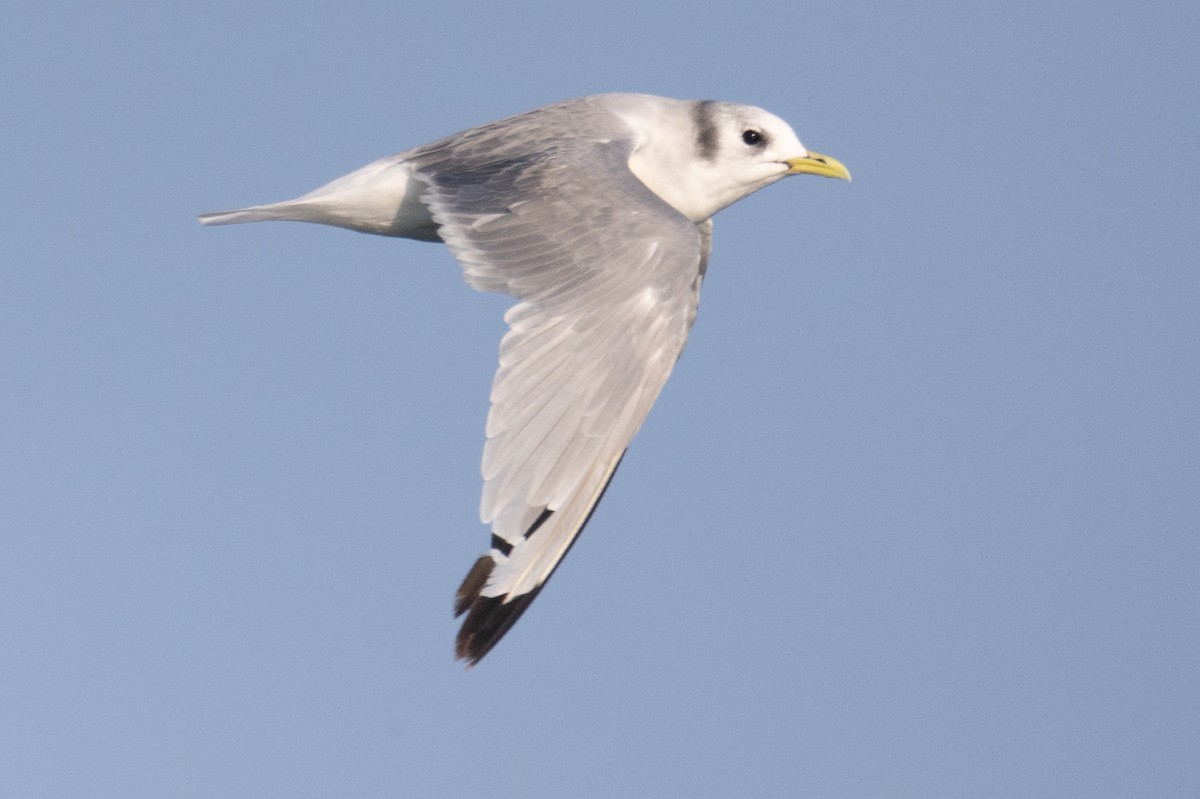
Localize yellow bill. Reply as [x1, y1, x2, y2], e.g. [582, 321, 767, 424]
[786, 151, 851, 181]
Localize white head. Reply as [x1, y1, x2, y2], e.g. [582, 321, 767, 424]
[617, 96, 850, 223]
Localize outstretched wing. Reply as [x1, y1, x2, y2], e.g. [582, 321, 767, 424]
[407, 102, 709, 664]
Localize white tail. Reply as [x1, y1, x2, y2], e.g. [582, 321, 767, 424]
[197, 155, 440, 240]
[197, 203, 301, 226]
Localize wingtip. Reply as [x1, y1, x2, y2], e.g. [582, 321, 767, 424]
[454, 589, 543, 666]
[453, 554, 546, 665]
[452, 456, 627, 665]
[454, 555, 495, 618]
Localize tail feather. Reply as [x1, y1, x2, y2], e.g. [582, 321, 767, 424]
[197, 155, 439, 238]
[197, 203, 301, 226]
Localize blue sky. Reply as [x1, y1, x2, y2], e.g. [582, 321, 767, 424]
[2, 2, 1197, 797]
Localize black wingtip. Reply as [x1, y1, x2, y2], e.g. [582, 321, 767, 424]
[452, 454, 628, 665]
[453, 553, 542, 665]
[454, 555, 495, 617]
[454, 586, 544, 666]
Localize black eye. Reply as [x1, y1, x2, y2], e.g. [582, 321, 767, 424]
[741, 129, 765, 146]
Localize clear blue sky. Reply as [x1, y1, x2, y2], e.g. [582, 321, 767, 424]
[3, 2, 1197, 797]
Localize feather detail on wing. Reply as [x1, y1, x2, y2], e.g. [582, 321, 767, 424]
[405, 101, 710, 663]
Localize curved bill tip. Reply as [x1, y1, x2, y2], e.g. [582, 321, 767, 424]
[786, 151, 852, 182]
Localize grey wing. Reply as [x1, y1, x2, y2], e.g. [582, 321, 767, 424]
[408, 117, 709, 663]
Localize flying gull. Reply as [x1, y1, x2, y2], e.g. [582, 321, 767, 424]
[199, 93, 850, 664]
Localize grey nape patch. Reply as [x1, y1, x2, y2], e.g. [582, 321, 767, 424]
[692, 100, 719, 161]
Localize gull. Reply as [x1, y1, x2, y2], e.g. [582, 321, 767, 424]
[199, 93, 850, 664]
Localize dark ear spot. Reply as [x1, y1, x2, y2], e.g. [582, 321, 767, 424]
[692, 100, 719, 160]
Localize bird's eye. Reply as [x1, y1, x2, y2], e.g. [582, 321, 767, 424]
[741, 129, 765, 146]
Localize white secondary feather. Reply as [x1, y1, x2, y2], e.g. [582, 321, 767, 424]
[198, 92, 849, 664]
